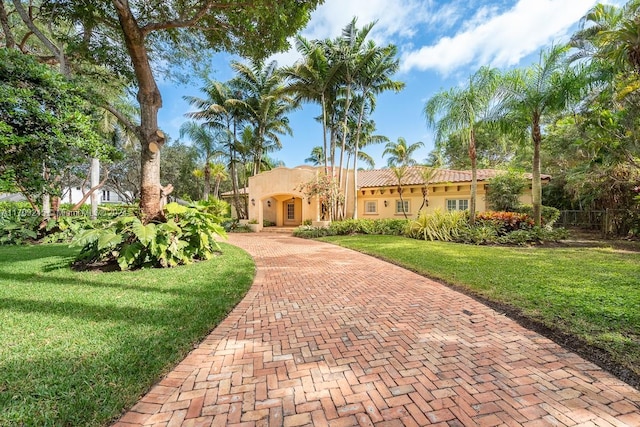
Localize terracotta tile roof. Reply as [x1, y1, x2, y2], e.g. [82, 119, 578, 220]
[357, 167, 549, 189]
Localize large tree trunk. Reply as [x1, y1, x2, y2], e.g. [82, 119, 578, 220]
[531, 113, 542, 227]
[469, 129, 477, 225]
[113, 0, 164, 222]
[0, 2, 15, 48]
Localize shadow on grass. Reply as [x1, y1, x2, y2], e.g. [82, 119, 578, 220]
[0, 323, 203, 426]
[0, 244, 77, 265]
[0, 243, 255, 426]
[0, 270, 215, 298]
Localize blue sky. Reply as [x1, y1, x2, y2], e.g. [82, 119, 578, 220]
[157, 0, 618, 169]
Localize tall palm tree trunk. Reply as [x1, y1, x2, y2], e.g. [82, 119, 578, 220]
[321, 93, 329, 174]
[338, 85, 352, 219]
[531, 113, 542, 226]
[351, 99, 368, 219]
[214, 178, 221, 199]
[203, 162, 211, 201]
[469, 129, 477, 225]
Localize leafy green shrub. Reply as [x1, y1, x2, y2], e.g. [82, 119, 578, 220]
[195, 198, 230, 218]
[0, 214, 94, 245]
[368, 218, 408, 235]
[514, 205, 560, 227]
[0, 201, 36, 219]
[328, 219, 363, 235]
[496, 227, 569, 245]
[293, 225, 332, 239]
[476, 211, 534, 235]
[0, 215, 39, 244]
[406, 209, 468, 241]
[486, 170, 527, 211]
[302, 219, 409, 237]
[263, 220, 276, 227]
[72, 202, 226, 270]
[457, 224, 499, 245]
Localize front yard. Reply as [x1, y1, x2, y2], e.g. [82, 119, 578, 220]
[320, 235, 640, 388]
[0, 243, 254, 426]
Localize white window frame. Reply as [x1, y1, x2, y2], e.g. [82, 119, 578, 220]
[364, 200, 378, 214]
[447, 199, 469, 211]
[395, 199, 410, 215]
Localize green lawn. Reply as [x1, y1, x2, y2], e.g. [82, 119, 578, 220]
[320, 235, 640, 382]
[0, 243, 254, 426]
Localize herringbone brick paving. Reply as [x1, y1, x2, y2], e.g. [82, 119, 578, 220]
[114, 234, 640, 426]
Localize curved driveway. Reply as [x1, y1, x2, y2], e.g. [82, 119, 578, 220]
[115, 234, 640, 426]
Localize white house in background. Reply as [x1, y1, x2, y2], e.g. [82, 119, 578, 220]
[0, 185, 130, 205]
[63, 186, 129, 205]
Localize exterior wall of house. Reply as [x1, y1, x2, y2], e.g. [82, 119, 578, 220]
[249, 166, 354, 229]
[64, 186, 128, 205]
[244, 167, 538, 229]
[246, 166, 355, 230]
[357, 183, 535, 219]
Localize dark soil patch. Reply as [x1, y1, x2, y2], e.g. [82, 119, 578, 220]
[71, 259, 121, 272]
[560, 228, 640, 252]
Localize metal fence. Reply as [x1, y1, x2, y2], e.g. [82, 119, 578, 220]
[558, 209, 634, 237]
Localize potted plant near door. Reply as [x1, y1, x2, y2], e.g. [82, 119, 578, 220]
[248, 219, 260, 232]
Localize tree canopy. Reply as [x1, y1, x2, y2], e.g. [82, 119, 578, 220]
[13, 0, 323, 221]
[0, 48, 114, 205]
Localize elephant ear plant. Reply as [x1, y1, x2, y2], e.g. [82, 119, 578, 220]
[72, 202, 226, 270]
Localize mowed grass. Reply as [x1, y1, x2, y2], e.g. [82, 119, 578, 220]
[0, 243, 254, 426]
[320, 235, 640, 380]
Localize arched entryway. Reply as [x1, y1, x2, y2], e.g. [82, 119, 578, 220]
[260, 194, 304, 227]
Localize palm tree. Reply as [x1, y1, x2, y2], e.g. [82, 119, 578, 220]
[572, 1, 640, 74]
[179, 121, 224, 201]
[424, 66, 501, 224]
[347, 116, 385, 170]
[230, 60, 295, 176]
[184, 80, 247, 217]
[210, 162, 228, 199]
[305, 146, 325, 165]
[350, 45, 404, 218]
[283, 37, 342, 173]
[332, 18, 377, 188]
[191, 168, 204, 200]
[382, 137, 424, 167]
[392, 165, 408, 219]
[417, 165, 439, 214]
[501, 46, 586, 226]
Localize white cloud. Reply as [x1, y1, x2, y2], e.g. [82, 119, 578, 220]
[268, 0, 438, 67]
[400, 0, 600, 75]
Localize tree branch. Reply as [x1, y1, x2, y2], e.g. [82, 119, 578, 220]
[11, 0, 67, 74]
[15, 182, 41, 215]
[140, 1, 253, 34]
[71, 168, 110, 210]
[103, 102, 140, 138]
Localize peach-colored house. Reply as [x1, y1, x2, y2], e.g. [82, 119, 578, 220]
[225, 166, 548, 231]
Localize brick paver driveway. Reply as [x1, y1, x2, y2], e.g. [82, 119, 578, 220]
[115, 234, 640, 426]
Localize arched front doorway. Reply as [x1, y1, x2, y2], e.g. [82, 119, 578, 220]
[282, 196, 302, 227]
[260, 194, 304, 227]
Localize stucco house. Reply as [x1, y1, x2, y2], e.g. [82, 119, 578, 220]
[225, 166, 549, 231]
